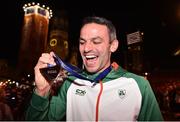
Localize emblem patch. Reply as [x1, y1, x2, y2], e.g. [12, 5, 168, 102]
[118, 89, 126, 99]
[75, 89, 86, 96]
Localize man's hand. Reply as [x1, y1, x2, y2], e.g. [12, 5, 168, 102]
[34, 52, 56, 96]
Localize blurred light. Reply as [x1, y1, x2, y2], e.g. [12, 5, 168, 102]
[174, 49, 180, 56]
[33, 82, 36, 86]
[11, 97, 15, 100]
[22, 2, 53, 19]
[16, 82, 19, 87]
[145, 72, 148, 76]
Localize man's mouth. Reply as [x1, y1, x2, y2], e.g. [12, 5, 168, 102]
[85, 55, 97, 60]
[84, 55, 98, 64]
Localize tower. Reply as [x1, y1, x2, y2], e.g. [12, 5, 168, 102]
[18, 2, 53, 74]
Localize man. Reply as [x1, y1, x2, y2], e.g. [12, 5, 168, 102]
[25, 16, 163, 121]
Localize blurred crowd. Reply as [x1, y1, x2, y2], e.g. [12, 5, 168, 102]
[151, 80, 180, 120]
[0, 77, 34, 120]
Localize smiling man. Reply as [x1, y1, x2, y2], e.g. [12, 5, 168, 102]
[79, 21, 118, 73]
[25, 16, 163, 121]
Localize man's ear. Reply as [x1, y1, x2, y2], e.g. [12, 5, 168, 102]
[110, 39, 119, 52]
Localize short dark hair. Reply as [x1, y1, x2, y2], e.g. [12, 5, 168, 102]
[81, 16, 117, 41]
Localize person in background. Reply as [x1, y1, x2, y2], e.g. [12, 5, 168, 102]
[25, 16, 163, 121]
[0, 87, 14, 120]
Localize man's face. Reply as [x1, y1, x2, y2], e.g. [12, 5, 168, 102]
[79, 23, 112, 73]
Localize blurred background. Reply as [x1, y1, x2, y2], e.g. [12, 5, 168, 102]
[0, 0, 179, 120]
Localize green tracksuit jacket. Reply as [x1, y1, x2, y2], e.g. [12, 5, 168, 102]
[25, 63, 163, 121]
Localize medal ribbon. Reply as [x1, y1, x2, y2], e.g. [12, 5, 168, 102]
[49, 54, 112, 83]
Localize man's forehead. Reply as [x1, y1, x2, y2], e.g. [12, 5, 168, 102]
[79, 36, 102, 41]
[80, 23, 109, 39]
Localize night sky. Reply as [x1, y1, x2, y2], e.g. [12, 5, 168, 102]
[0, 0, 179, 70]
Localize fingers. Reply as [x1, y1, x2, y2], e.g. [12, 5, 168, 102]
[40, 53, 55, 65]
[35, 52, 56, 69]
[50, 51, 55, 57]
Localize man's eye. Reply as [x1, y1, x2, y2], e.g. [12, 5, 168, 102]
[93, 40, 102, 44]
[92, 38, 102, 44]
[79, 41, 85, 45]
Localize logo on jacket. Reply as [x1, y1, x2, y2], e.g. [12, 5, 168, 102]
[118, 89, 126, 99]
[75, 89, 86, 96]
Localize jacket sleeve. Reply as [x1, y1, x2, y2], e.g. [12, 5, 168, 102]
[25, 91, 51, 120]
[25, 80, 71, 121]
[137, 78, 164, 121]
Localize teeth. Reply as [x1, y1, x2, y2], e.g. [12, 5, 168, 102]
[85, 55, 96, 58]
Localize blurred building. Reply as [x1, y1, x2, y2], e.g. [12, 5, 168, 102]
[0, 59, 9, 77]
[0, 59, 16, 78]
[125, 31, 144, 75]
[17, 2, 52, 74]
[69, 47, 79, 67]
[46, 10, 79, 66]
[46, 10, 69, 60]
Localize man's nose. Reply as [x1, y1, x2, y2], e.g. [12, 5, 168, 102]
[84, 42, 93, 52]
